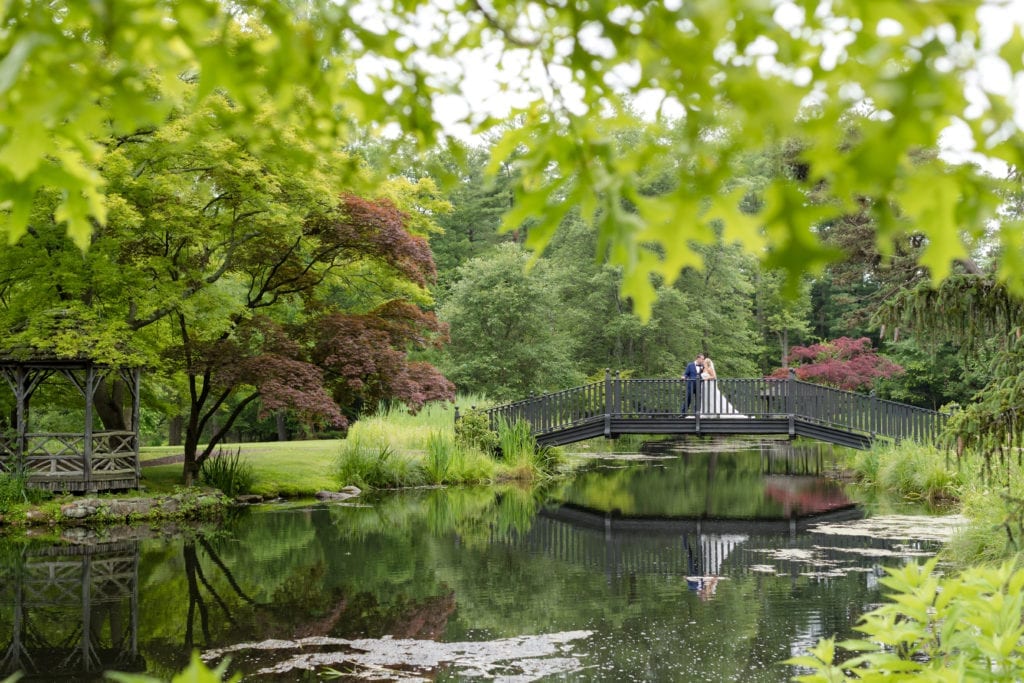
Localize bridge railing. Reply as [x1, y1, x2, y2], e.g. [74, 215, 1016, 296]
[479, 373, 947, 443]
[484, 380, 606, 434]
[790, 380, 947, 442]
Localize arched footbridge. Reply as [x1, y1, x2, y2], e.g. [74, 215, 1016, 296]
[473, 372, 946, 450]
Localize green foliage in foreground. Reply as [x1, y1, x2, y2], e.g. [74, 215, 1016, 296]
[7, 1, 1023, 322]
[788, 559, 1024, 682]
[0, 471, 52, 514]
[107, 651, 237, 683]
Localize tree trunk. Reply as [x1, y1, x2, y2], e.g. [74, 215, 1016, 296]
[183, 409, 202, 486]
[93, 377, 128, 431]
[276, 411, 288, 441]
[168, 416, 183, 446]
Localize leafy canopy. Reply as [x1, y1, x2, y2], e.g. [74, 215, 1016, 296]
[3, 1, 1024, 318]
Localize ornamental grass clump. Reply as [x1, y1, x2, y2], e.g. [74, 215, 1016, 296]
[423, 430, 453, 484]
[860, 441, 960, 502]
[423, 430, 497, 485]
[497, 418, 535, 465]
[199, 447, 255, 498]
[495, 418, 561, 479]
[336, 436, 425, 489]
[0, 469, 51, 514]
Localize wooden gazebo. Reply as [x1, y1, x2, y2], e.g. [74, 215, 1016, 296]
[0, 359, 141, 492]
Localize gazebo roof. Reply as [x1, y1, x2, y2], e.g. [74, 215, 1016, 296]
[0, 350, 132, 370]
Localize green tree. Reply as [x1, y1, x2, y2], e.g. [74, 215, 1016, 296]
[429, 147, 517, 295]
[438, 243, 580, 399]
[543, 215, 696, 377]
[754, 268, 813, 372]
[673, 242, 762, 378]
[0, 95, 451, 484]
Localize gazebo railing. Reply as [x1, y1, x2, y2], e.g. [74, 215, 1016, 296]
[0, 430, 139, 487]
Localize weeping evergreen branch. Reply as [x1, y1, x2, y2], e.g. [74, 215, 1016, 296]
[875, 274, 1023, 352]
[875, 274, 1024, 472]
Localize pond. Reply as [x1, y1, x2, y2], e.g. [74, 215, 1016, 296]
[1, 438, 963, 682]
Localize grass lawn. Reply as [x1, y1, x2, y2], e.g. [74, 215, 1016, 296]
[140, 439, 341, 498]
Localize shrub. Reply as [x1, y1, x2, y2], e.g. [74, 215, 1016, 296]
[454, 409, 499, 455]
[199, 447, 255, 497]
[787, 559, 1024, 681]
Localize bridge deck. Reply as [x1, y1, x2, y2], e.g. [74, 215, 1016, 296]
[478, 375, 946, 450]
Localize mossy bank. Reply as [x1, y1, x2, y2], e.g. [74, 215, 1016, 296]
[0, 487, 231, 534]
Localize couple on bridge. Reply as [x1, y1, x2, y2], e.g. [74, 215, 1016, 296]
[682, 353, 741, 416]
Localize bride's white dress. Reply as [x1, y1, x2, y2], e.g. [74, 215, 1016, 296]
[700, 379, 744, 416]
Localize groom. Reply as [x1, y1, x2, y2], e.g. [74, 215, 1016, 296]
[682, 353, 705, 415]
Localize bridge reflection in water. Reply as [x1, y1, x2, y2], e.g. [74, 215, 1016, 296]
[496, 441, 938, 585]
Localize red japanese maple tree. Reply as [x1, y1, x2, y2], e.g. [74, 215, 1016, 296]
[768, 337, 903, 392]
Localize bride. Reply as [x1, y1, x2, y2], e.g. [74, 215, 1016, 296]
[699, 357, 744, 416]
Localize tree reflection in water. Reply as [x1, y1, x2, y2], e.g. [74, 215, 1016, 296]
[0, 443, 959, 681]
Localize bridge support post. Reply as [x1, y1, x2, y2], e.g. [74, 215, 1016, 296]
[787, 368, 796, 438]
[870, 390, 877, 439]
[604, 369, 612, 438]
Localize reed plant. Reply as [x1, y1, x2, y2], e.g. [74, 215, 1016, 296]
[941, 454, 1024, 564]
[335, 398, 558, 490]
[497, 418, 535, 467]
[0, 469, 51, 513]
[495, 418, 562, 479]
[851, 441, 960, 502]
[199, 447, 255, 497]
[423, 430, 454, 484]
[336, 436, 426, 489]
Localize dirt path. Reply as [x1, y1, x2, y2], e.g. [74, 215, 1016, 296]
[142, 454, 184, 467]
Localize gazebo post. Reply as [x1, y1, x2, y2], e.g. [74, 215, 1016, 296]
[131, 367, 142, 481]
[83, 366, 96, 492]
[14, 366, 27, 467]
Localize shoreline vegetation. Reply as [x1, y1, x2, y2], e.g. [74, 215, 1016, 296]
[0, 403, 1006, 565]
[0, 401, 576, 533]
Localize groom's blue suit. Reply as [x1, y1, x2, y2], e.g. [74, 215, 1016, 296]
[682, 360, 703, 414]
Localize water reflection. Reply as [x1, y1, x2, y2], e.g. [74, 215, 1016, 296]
[0, 541, 145, 679]
[0, 440, 956, 682]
